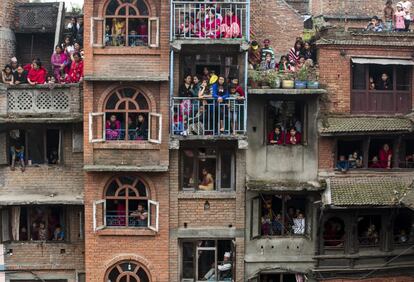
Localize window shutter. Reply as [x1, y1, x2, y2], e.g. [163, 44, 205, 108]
[90, 17, 104, 47]
[0, 132, 8, 165]
[148, 17, 160, 48]
[251, 197, 260, 239]
[1, 209, 10, 242]
[93, 200, 106, 231]
[89, 112, 106, 143]
[148, 112, 162, 144]
[148, 200, 159, 232]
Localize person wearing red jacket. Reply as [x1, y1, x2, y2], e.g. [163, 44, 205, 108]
[27, 59, 47, 85]
[65, 52, 83, 83]
[379, 143, 393, 169]
[285, 127, 301, 145]
[268, 125, 285, 145]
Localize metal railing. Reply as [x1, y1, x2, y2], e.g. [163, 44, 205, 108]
[171, 1, 249, 40]
[106, 213, 148, 228]
[171, 97, 246, 136]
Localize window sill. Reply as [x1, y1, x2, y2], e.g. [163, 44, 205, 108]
[93, 142, 161, 150]
[252, 235, 309, 240]
[93, 47, 161, 55]
[178, 191, 236, 199]
[96, 228, 157, 236]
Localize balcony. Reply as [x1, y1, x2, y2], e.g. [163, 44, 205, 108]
[0, 84, 82, 122]
[171, 97, 246, 138]
[170, 0, 249, 46]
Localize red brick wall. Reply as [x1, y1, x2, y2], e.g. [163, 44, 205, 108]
[318, 137, 335, 170]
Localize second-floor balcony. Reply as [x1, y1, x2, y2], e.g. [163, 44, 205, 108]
[171, 0, 249, 42]
[0, 84, 82, 121]
[171, 97, 246, 137]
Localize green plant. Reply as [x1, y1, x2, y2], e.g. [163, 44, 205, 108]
[295, 67, 308, 81]
[308, 66, 319, 81]
[265, 70, 281, 88]
[280, 72, 294, 81]
[248, 70, 261, 82]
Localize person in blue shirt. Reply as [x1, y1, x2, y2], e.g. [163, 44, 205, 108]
[53, 224, 64, 241]
[211, 75, 229, 133]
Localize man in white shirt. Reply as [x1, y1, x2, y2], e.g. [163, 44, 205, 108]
[203, 252, 232, 281]
[293, 212, 305, 235]
[402, 0, 413, 31]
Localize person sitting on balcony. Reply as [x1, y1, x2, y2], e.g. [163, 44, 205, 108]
[379, 143, 393, 169]
[293, 212, 305, 235]
[106, 114, 121, 140]
[272, 213, 283, 235]
[203, 252, 232, 281]
[260, 39, 275, 62]
[179, 16, 194, 38]
[65, 52, 84, 83]
[395, 2, 407, 31]
[53, 224, 64, 241]
[363, 224, 379, 245]
[201, 8, 221, 39]
[278, 55, 292, 73]
[220, 7, 241, 38]
[13, 64, 27, 85]
[230, 77, 245, 97]
[10, 130, 25, 172]
[248, 41, 261, 70]
[10, 57, 18, 74]
[292, 56, 306, 72]
[134, 114, 148, 140]
[199, 168, 214, 191]
[405, 153, 414, 168]
[384, 0, 395, 31]
[377, 73, 392, 90]
[301, 41, 316, 64]
[229, 83, 244, 134]
[289, 39, 303, 66]
[366, 16, 385, 32]
[62, 35, 75, 56]
[268, 125, 285, 145]
[212, 75, 230, 133]
[38, 222, 48, 241]
[51, 45, 69, 83]
[336, 155, 350, 172]
[348, 151, 363, 168]
[27, 59, 47, 85]
[260, 52, 276, 71]
[2, 65, 14, 85]
[285, 127, 301, 145]
[402, 0, 412, 31]
[130, 204, 148, 227]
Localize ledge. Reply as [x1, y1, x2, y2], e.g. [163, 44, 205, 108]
[93, 47, 162, 56]
[171, 135, 247, 142]
[178, 191, 237, 199]
[173, 227, 244, 238]
[84, 165, 169, 172]
[171, 39, 249, 52]
[84, 74, 169, 82]
[96, 228, 157, 237]
[93, 142, 160, 150]
[248, 88, 326, 95]
[247, 180, 324, 192]
[0, 115, 83, 123]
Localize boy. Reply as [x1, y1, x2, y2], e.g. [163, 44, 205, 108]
[384, 0, 395, 31]
[10, 130, 25, 172]
[229, 83, 244, 134]
[53, 224, 65, 241]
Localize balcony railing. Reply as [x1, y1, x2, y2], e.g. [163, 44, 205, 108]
[171, 97, 246, 137]
[171, 0, 249, 41]
[0, 84, 82, 118]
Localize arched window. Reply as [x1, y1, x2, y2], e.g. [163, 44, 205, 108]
[93, 176, 159, 231]
[106, 260, 151, 282]
[89, 87, 162, 144]
[103, 0, 158, 47]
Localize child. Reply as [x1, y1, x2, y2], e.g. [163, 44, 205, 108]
[2, 65, 14, 85]
[348, 151, 363, 168]
[9, 130, 25, 172]
[369, 76, 376, 90]
[179, 16, 194, 38]
[278, 55, 291, 73]
[395, 2, 406, 31]
[13, 64, 28, 85]
[260, 52, 276, 71]
[38, 222, 48, 241]
[106, 114, 121, 140]
[53, 224, 64, 241]
[268, 125, 285, 145]
[336, 155, 349, 172]
[230, 77, 245, 98]
[369, 156, 382, 168]
[105, 25, 112, 46]
[285, 127, 301, 145]
[129, 30, 139, 46]
[229, 84, 244, 134]
[384, 0, 395, 31]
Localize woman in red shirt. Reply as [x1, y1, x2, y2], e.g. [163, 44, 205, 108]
[27, 59, 47, 85]
[285, 127, 301, 145]
[65, 52, 83, 83]
[379, 143, 393, 169]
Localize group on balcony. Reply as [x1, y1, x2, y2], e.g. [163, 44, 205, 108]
[174, 68, 245, 136]
[365, 0, 412, 32]
[175, 2, 243, 39]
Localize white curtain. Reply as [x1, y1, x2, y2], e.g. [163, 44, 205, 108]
[11, 207, 20, 241]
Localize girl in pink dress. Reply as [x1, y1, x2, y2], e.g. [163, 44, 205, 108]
[200, 9, 221, 39]
[220, 8, 241, 38]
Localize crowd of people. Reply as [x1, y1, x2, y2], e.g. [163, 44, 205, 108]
[177, 4, 242, 39]
[1, 17, 84, 86]
[248, 38, 316, 74]
[366, 0, 412, 32]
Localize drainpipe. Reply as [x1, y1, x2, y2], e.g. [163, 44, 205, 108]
[54, 2, 65, 51]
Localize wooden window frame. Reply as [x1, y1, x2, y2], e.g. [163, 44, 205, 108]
[105, 260, 152, 282]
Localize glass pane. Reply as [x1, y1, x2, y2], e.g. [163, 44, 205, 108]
[120, 262, 136, 271]
[27, 128, 45, 164]
[128, 200, 148, 227]
[137, 268, 149, 282]
[105, 0, 118, 15]
[352, 64, 366, 90]
[106, 93, 119, 110]
[135, 0, 149, 15]
[198, 249, 215, 281]
[109, 19, 126, 46]
[119, 176, 135, 185]
[136, 180, 147, 196]
[182, 150, 195, 189]
[118, 7, 126, 15]
[128, 113, 149, 141]
[128, 188, 138, 197]
[128, 102, 137, 110]
[118, 188, 126, 196]
[118, 101, 126, 110]
[108, 267, 120, 281]
[119, 276, 127, 282]
[182, 242, 194, 279]
[128, 19, 149, 46]
[123, 88, 135, 98]
[106, 180, 119, 196]
[396, 66, 411, 91]
[106, 199, 127, 227]
[129, 6, 137, 15]
[136, 93, 149, 109]
[220, 150, 233, 189]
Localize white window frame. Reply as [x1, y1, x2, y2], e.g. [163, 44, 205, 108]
[148, 112, 162, 144]
[90, 17, 105, 47]
[148, 200, 159, 232]
[93, 199, 106, 232]
[88, 112, 106, 143]
[148, 17, 160, 48]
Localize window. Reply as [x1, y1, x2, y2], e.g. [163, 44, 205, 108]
[252, 194, 307, 238]
[8, 129, 62, 165]
[335, 139, 364, 170]
[181, 239, 235, 281]
[267, 100, 305, 145]
[393, 209, 413, 245]
[357, 215, 381, 247]
[181, 145, 235, 191]
[89, 87, 162, 143]
[106, 260, 151, 282]
[93, 176, 159, 231]
[351, 64, 412, 114]
[98, 0, 159, 48]
[368, 139, 393, 169]
[0, 206, 66, 242]
[400, 138, 414, 168]
[323, 217, 345, 249]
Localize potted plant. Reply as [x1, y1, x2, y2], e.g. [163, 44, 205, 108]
[307, 66, 319, 89]
[294, 67, 308, 89]
[248, 70, 261, 88]
[281, 72, 295, 89]
[265, 70, 281, 89]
